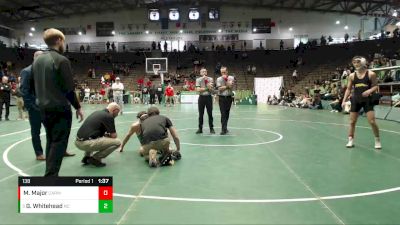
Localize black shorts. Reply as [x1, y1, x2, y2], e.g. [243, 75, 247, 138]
[350, 99, 374, 113]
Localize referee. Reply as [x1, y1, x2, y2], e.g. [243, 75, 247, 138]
[216, 67, 235, 135]
[195, 68, 215, 134]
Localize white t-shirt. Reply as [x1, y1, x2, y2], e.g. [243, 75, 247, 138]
[84, 88, 90, 96]
[112, 82, 124, 95]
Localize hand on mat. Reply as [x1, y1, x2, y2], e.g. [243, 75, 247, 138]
[119, 146, 124, 152]
[76, 108, 84, 122]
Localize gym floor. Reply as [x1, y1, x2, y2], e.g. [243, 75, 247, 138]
[1, 104, 400, 224]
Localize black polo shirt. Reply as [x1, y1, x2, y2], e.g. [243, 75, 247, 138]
[77, 109, 116, 140]
[31, 49, 80, 111]
[141, 115, 173, 144]
[0, 83, 11, 100]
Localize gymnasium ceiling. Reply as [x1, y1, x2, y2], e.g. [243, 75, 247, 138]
[0, 0, 399, 25]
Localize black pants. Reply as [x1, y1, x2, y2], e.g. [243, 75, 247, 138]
[41, 109, 72, 177]
[198, 95, 213, 129]
[218, 96, 233, 132]
[28, 107, 44, 156]
[150, 93, 156, 104]
[0, 97, 10, 119]
[157, 94, 162, 104]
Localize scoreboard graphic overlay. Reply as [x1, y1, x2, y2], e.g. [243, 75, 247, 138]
[18, 177, 113, 213]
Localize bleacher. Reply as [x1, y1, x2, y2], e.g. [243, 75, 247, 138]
[2, 37, 400, 95]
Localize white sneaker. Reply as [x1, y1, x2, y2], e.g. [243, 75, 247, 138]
[346, 138, 354, 148]
[375, 138, 382, 150]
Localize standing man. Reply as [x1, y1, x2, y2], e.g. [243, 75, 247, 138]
[156, 83, 163, 104]
[216, 67, 235, 135]
[342, 56, 381, 149]
[195, 68, 215, 134]
[112, 77, 124, 115]
[75, 103, 121, 167]
[0, 76, 11, 121]
[14, 76, 27, 120]
[31, 28, 84, 176]
[21, 51, 76, 160]
[149, 85, 156, 105]
[20, 51, 45, 160]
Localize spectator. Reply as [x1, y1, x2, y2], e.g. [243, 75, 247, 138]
[149, 85, 157, 105]
[344, 33, 349, 43]
[292, 70, 298, 82]
[251, 65, 256, 75]
[0, 76, 11, 121]
[280, 40, 284, 50]
[13, 76, 26, 120]
[106, 41, 110, 51]
[163, 42, 167, 52]
[165, 83, 174, 106]
[156, 83, 163, 104]
[111, 77, 124, 114]
[86, 44, 90, 53]
[142, 85, 149, 105]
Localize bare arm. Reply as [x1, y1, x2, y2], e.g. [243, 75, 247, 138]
[120, 123, 139, 152]
[342, 73, 354, 105]
[366, 71, 379, 94]
[168, 127, 180, 151]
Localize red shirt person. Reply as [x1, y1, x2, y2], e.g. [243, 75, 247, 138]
[164, 84, 174, 106]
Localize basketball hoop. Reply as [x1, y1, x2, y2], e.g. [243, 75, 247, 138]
[153, 68, 159, 76]
[153, 64, 161, 76]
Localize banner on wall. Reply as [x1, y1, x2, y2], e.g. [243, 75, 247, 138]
[96, 22, 114, 37]
[199, 34, 239, 42]
[254, 76, 283, 104]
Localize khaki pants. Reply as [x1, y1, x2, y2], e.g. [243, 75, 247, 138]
[142, 138, 170, 159]
[16, 97, 26, 119]
[165, 96, 174, 105]
[75, 137, 121, 160]
[114, 95, 124, 112]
